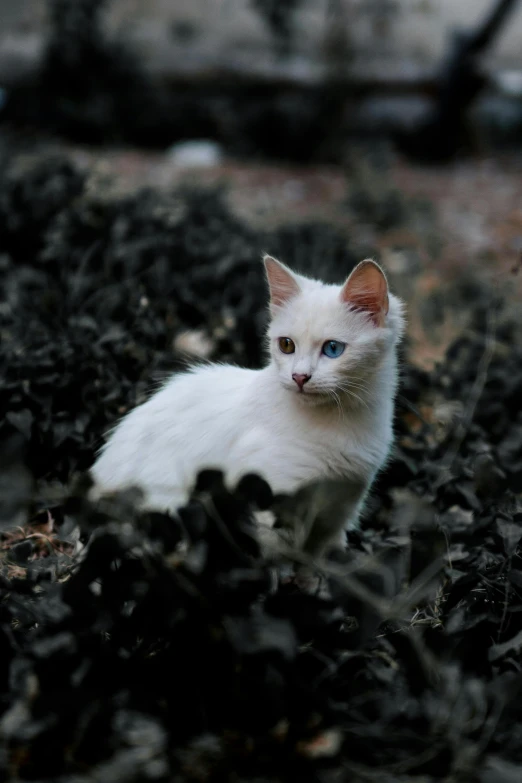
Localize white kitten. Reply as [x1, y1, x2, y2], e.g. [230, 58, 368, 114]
[91, 256, 405, 556]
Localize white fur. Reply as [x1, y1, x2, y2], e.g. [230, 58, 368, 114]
[91, 259, 405, 555]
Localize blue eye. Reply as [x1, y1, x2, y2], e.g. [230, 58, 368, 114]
[322, 340, 346, 358]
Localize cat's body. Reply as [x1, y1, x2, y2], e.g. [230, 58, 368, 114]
[91, 257, 405, 556]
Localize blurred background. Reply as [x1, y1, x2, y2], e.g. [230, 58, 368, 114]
[1, 0, 522, 367]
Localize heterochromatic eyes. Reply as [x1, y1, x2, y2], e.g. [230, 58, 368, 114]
[322, 340, 346, 359]
[278, 337, 295, 354]
[278, 337, 345, 358]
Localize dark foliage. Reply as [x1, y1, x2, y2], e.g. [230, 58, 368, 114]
[0, 154, 522, 781]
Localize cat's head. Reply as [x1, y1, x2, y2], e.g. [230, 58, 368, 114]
[264, 255, 405, 407]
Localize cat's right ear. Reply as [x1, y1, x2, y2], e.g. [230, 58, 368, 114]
[340, 259, 389, 327]
[263, 255, 301, 309]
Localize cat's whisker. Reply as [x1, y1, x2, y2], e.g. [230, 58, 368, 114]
[336, 384, 371, 411]
[346, 386, 374, 407]
[339, 378, 372, 396]
[327, 389, 345, 425]
[342, 386, 371, 402]
[346, 392, 369, 411]
[343, 379, 371, 394]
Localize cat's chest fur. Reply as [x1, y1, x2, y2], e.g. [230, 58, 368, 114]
[227, 377, 388, 490]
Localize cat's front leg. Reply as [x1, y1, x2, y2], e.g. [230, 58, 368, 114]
[302, 478, 368, 559]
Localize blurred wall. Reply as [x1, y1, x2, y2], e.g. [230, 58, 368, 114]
[1, 0, 522, 87]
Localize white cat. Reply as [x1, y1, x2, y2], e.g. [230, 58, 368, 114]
[91, 256, 405, 556]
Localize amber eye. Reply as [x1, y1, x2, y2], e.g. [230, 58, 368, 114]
[278, 337, 295, 354]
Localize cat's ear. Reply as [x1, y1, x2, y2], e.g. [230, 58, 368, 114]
[340, 260, 389, 327]
[263, 255, 301, 309]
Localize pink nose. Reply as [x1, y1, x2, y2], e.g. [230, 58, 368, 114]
[292, 373, 311, 391]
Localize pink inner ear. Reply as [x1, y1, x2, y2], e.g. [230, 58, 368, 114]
[340, 260, 389, 326]
[264, 255, 301, 308]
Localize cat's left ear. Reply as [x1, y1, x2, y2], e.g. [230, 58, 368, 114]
[340, 259, 389, 327]
[263, 255, 301, 309]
